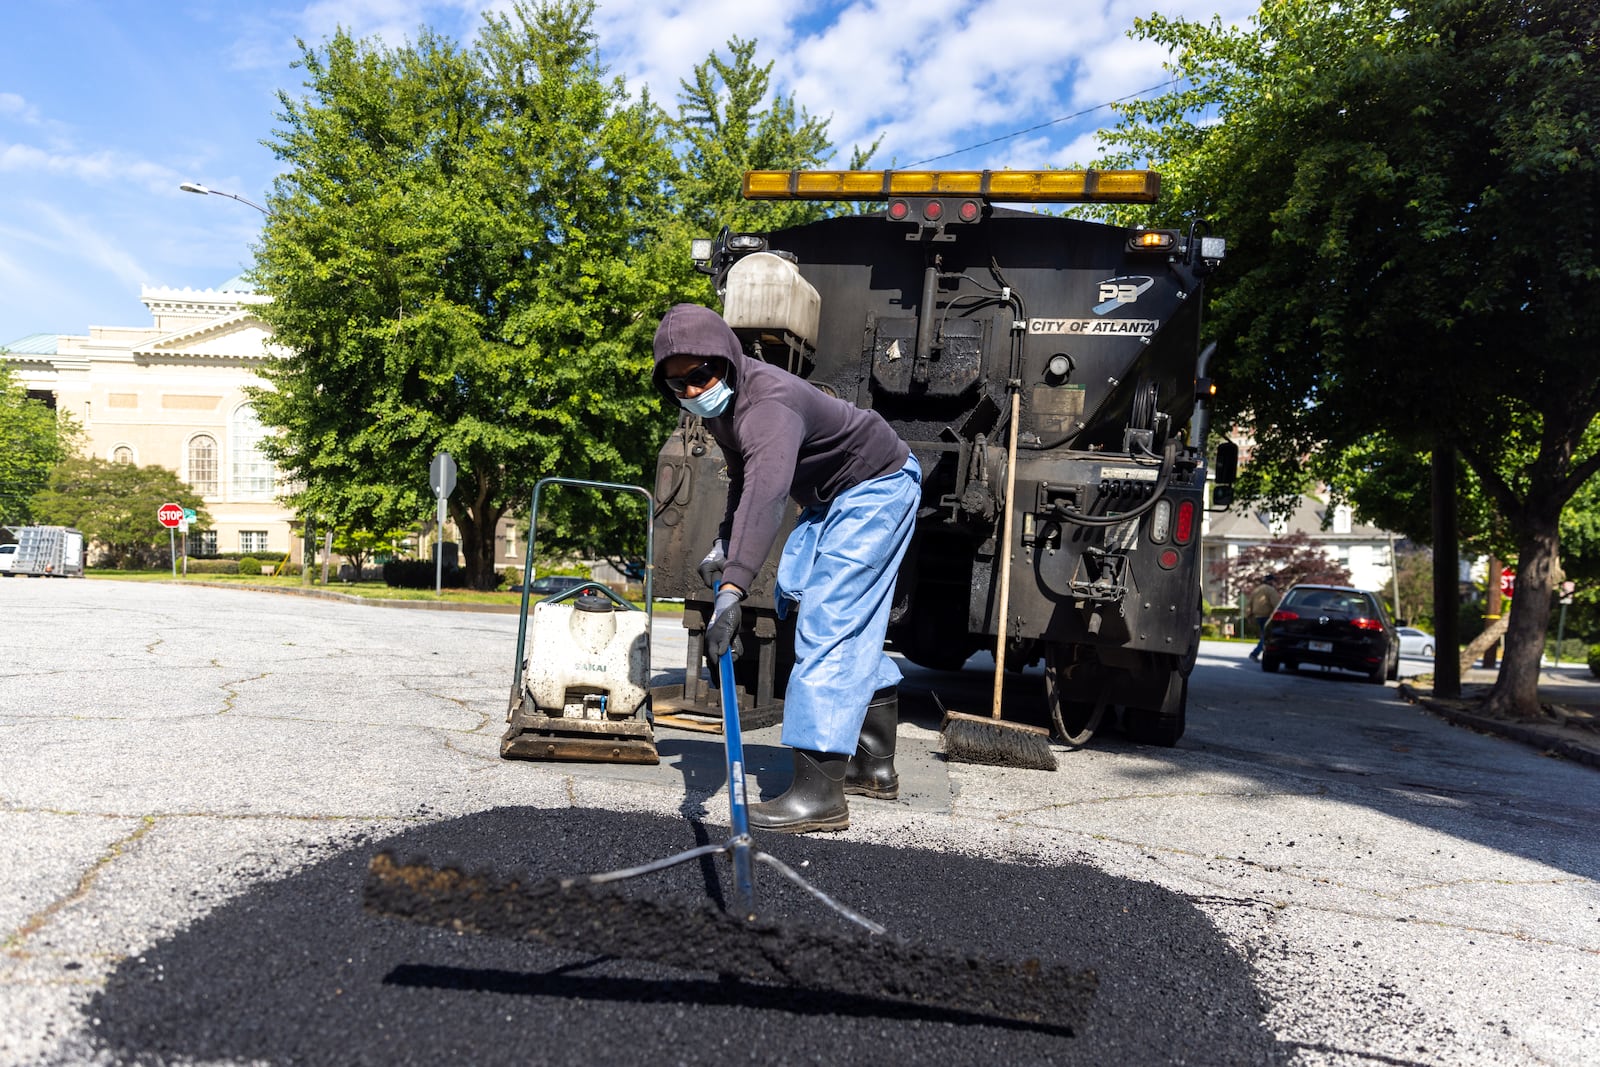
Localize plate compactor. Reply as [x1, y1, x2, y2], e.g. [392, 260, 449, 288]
[501, 478, 659, 765]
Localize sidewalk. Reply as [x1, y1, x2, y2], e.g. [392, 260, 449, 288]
[1399, 662, 1600, 769]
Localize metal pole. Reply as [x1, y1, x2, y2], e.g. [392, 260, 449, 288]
[435, 493, 446, 596]
[1388, 532, 1401, 621]
[169, 528, 176, 578]
[1555, 602, 1568, 666]
[1431, 443, 1461, 698]
[719, 648, 756, 922]
[302, 520, 314, 586]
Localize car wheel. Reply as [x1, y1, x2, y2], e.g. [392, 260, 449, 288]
[1367, 660, 1387, 684]
[1421, 643, 1433, 657]
[1261, 655, 1279, 673]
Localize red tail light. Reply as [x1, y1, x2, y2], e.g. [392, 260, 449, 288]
[1173, 500, 1196, 544]
[1351, 617, 1385, 631]
[922, 199, 944, 221]
[1271, 610, 1299, 622]
[958, 199, 981, 222]
[887, 199, 911, 221]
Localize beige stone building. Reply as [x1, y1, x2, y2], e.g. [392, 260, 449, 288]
[5, 281, 531, 576]
[4, 281, 298, 559]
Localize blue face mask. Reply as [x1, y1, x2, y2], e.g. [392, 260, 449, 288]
[681, 379, 734, 419]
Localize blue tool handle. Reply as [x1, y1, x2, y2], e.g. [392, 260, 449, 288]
[718, 649, 756, 919]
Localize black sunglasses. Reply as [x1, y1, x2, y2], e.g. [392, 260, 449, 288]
[664, 360, 721, 395]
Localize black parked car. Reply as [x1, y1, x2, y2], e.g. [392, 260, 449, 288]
[1261, 584, 1399, 684]
[512, 575, 605, 598]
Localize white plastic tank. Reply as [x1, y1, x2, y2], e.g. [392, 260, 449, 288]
[523, 595, 649, 719]
[722, 251, 821, 350]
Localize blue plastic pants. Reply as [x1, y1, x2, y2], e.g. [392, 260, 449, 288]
[774, 453, 921, 753]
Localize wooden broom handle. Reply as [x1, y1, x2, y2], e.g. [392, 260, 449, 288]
[991, 387, 1020, 720]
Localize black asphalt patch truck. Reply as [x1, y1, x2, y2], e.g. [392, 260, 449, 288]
[651, 169, 1231, 747]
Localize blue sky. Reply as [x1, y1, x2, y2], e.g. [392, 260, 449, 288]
[1, 0, 1252, 345]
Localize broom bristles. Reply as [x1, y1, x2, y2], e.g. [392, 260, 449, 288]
[941, 711, 1058, 771]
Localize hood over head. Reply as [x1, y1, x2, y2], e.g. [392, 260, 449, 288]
[652, 304, 744, 406]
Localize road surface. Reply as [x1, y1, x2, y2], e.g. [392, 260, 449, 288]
[1, 579, 1594, 1065]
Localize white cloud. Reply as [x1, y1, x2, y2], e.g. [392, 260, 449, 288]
[0, 141, 188, 197]
[298, 0, 437, 44]
[590, 0, 799, 108]
[0, 92, 45, 126]
[4, 204, 151, 292]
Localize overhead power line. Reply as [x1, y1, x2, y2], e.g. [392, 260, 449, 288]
[900, 80, 1176, 169]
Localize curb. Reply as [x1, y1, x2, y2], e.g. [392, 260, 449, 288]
[1398, 682, 1600, 770]
[167, 580, 523, 614]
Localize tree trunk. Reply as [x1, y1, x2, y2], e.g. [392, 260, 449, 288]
[452, 469, 509, 592]
[1483, 511, 1560, 720]
[1430, 444, 1461, 698]
[1459, 613, 1509, 676]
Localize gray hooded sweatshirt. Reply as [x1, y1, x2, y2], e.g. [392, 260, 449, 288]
[653, 303, 910, 593]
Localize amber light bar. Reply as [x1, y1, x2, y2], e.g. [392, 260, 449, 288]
[742, 168, 1161, 204]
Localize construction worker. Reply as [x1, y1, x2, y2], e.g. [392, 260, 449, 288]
[1248, 576, 1280, 661]
[653, 303, 920, 834]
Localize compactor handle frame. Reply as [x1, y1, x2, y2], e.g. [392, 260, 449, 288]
[510, 477, 656, 696]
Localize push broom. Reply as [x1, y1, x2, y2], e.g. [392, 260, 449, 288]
[939, 386, 1059, 770]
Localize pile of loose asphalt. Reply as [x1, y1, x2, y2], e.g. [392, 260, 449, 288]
[85, 807, 1289, 1065]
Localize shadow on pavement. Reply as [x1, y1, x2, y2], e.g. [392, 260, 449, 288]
[87, 807, 1289, 1067]
[896, 651, 1600, 884]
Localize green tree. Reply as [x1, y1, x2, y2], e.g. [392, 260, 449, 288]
[671, 37, 871, 236]
[0, 363, 78, 525]
[1097, 0, 1600, 717]
[30, 457, 210, 568]
[330, 523, 409, 580]
[252, 0, 685, 590]
[1209, 531, 1354, 609]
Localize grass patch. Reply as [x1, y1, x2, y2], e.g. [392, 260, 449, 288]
[85, 570, 682, 615]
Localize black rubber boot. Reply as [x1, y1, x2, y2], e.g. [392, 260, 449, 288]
[845, 687, 899, 800]
[748, 748, 849, 834]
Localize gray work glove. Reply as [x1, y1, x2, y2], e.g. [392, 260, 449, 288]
[697, 539, 727, 590]
[706, 586, 743, 660]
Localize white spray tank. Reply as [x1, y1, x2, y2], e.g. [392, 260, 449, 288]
[523, 592, 650, 720]
[721, 251, 821, 351]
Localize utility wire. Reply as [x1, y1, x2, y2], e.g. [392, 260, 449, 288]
[900, 79, 1177, 169]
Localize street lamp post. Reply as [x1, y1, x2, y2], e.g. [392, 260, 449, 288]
[179, 181, 308, 582]
[179, 181, 270, 216]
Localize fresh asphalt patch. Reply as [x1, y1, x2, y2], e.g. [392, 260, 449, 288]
[86, 807, 1288, 1066]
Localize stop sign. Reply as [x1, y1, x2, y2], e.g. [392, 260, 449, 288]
[1500, 567, 1515, 597]
[157, 503, 184, 528]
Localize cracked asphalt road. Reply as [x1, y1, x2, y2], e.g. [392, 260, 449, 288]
[2, 579, 1596, 1065]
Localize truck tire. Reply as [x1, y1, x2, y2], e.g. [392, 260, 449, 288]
[1121, 672, 1186, 747]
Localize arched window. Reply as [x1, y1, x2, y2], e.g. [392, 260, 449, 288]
[188, 434, 218, 496]
[112, 445, 133, 464]
[230, 406, 275, 497]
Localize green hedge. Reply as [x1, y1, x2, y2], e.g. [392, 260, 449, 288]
[1588, 644, 1600, 679]
[383, 559, 466, 589]
[184, 559, 239, 574]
